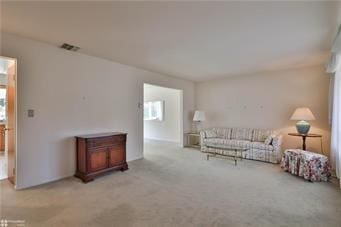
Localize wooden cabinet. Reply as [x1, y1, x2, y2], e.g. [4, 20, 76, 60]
[75, 132, 128, 183]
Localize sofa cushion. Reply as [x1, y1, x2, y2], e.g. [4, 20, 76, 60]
[215, 128, 232, 139]
[230, 128, 253, 141]
[203, 138, 225, 146]
[249, 142, 274, 151]
[252, 129, 274, 142]
[204, 138, 250, 149]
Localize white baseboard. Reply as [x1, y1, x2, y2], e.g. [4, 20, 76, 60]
[144, 137, 180, 143]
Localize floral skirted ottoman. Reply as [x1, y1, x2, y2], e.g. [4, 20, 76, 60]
[281, 149, 331, 182]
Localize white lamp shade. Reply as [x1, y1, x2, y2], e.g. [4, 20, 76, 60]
[290, 108, 315, 121]
[193, 111, 205, 122]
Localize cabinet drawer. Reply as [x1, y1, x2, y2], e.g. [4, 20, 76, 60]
[87, 135, 126, 148]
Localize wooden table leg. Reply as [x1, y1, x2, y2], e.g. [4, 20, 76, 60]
[302, 136, 306, 150]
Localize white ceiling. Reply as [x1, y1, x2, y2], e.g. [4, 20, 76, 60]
[1, 1, 339, 82]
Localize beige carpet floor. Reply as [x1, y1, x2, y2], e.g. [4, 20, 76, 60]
[1, 140, 341, 227]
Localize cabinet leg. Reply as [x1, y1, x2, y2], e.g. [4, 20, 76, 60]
[121, 163, 129, 171]
[82, 177, 94, 183]
[75, 173, 94, 183]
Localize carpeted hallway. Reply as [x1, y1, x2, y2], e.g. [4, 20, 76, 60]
[1, 140, 341, 226]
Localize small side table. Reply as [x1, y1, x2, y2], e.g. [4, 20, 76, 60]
[184, 132, 201, 149]
[288, 133, 324, 154]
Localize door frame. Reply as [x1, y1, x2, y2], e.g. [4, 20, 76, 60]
[142, 83, 184, 151]
[0, 56, 18, 188]
[0, 85, 7, 179]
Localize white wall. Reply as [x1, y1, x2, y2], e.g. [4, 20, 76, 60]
[144, 84, 181, 143]
[337, 1, 341, 24]
[1, 33, 195, 189]
[196, 66, 331, 155]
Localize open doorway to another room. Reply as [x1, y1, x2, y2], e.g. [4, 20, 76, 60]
[143, 83, 183, 156]
[0, 56, 17, 186]
[0, 85, 7, 180]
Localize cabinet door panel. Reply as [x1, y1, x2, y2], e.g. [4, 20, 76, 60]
[109, 145, 125, 166]
[88, 148, 108, 172]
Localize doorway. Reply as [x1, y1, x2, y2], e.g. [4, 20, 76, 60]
[143, 83, 183, 155]
[0, 56, 17, 186]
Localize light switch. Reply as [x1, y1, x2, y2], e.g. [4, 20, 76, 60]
[28, 109, 34, 117]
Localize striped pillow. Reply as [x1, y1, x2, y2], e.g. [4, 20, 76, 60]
[264, 134, 275, 145]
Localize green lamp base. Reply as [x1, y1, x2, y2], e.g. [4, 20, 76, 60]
[296, 120, 311, 134]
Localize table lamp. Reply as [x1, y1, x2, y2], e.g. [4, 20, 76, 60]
[290, 107, 315, 134]
[193, 110, 205, 132]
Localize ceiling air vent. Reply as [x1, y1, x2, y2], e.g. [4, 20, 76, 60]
[60, 43, 80, 52]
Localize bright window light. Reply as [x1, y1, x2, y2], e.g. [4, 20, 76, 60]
[144, 101, 164, 121]
[0, 88, 6, 122]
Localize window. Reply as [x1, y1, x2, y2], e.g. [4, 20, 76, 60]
[0, 87, 6, 122]
[144, 101, 164, 121]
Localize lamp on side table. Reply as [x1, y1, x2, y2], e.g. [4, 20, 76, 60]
[184, 110, 206, 150]
[290, 107, 315, 134]
[193, 110, 205, 133]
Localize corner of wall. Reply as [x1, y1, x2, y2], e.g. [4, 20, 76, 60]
[338, 1, 341, 24]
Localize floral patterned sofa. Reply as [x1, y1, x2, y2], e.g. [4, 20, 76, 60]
[200, 128, 283, 163]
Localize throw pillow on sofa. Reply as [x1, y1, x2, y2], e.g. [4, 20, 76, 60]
[264, 134, 275, 145]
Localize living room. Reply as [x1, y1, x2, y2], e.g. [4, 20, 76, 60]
[1, 1, 341, 226]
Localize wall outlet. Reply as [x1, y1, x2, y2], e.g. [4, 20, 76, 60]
[28, 109, 34, 117]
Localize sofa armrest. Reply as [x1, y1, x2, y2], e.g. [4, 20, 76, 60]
[200, 131, 206, 150]
[272, 135, 283, 161]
